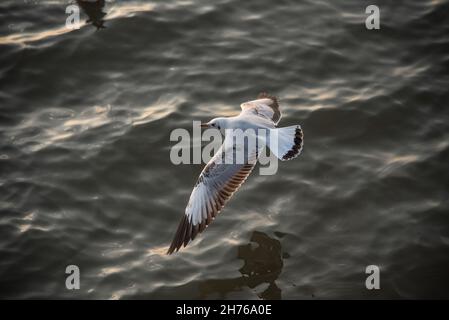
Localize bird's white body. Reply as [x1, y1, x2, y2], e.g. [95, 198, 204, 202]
[212, 114, 275, 133]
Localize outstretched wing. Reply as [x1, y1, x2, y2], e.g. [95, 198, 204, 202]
[240, 92, 281, 126]
[167, 135, 260, 254]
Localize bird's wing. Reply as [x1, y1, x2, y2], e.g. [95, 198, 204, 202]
[240, 92, 281, 126]
[167, 134, 260, 254]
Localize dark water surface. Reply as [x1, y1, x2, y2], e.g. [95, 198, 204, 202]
[1, 0, 449, 299]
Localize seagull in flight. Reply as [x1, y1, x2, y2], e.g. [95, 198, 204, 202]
[167, 93, 304, 254]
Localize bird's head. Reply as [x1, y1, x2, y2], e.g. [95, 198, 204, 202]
[201, 117, 225, 134]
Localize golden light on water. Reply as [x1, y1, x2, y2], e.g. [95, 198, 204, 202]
[0, 2, 155, 46]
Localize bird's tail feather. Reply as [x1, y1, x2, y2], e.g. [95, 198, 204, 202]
[268, 125, 303, 161]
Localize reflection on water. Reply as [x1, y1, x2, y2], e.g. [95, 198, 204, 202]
[76, 0, 107, 29]
[199, 231, 287, 299]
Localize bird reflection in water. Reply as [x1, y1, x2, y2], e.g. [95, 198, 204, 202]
[76, 0, 107, 29]
[199, 231, 289, 299]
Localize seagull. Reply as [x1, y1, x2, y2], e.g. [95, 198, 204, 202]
[167, 93, 304, 254]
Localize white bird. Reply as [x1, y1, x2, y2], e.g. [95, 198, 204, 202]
[167, 93, 303, 254]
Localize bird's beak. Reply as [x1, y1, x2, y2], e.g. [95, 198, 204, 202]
[200, 123, 209, 128]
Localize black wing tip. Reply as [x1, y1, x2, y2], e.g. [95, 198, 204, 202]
[282, 126, 304, 160]
[257, 92, 281, 124]
[167, 215, 190, 255]
[257, 92, 279, 110]
[166, 215, 205, 255]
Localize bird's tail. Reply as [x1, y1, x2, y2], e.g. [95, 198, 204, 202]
[268, 125, 304, 161]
